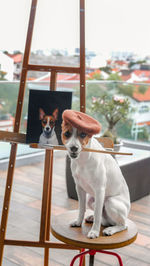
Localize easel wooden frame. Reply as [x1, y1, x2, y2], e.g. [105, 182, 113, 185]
[0, 0, 85, 265]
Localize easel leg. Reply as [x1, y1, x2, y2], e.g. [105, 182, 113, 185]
[0, 144, 17, 265]
[39, 150, 53, 266]
[44, 151, 53, 266]
[44, 249, 49, 266]
[43, 56, 57, 266]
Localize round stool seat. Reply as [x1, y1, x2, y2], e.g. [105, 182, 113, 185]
[51, 210, 137, 250]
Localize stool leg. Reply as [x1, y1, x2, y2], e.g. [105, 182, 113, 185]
[89, 254, 95, 266]
[97, 250, 123, 266]
[70, 250, 90, 266]
[79, 249, 85, 266]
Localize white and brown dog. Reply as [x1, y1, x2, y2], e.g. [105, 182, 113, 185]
[39, 108, 59, 145]
[61, 110, 130, 239]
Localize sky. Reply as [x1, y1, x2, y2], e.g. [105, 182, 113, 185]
[1, 0, 150, 58]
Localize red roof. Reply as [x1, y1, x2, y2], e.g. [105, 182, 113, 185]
[8, 53, 22, 63]
[88, 69, 101, 78]
[133, 86, 150, 102]
[36, 73, 93, 82]
[133, 70, 150, 79]
[114, 60, 128, 66]
[112, 68, 119, 72]
[121, 74, 131, 81]
[137, 121, 150, 126]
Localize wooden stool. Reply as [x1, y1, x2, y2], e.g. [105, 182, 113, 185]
[51, 210, 137, 266]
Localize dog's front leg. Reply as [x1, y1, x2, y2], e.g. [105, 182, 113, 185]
[71, 185, 86, 227]
[88, 187, 105, 239]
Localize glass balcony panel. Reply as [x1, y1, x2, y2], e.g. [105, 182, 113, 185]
[0, 80, 150, 160]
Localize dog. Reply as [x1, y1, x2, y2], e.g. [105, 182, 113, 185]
[61, 110, 130, 239]
[39, 108, 59, 145]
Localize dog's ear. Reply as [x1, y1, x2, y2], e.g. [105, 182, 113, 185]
[61, 120, 72, 132]
[52, 108, 59, 120]
[39, 108, 45, 120]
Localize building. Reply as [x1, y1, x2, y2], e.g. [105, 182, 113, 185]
[107, 59, 128, 70]
[8, 53, 23, 80]
[0, 51, 14, 81]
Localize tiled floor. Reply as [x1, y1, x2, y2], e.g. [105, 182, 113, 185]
[0, 151, 150, 265]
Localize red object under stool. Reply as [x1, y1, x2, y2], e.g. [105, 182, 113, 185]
[70, 249, 123, 266]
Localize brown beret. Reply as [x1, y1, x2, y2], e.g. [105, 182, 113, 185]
[62, 110, 101, 137]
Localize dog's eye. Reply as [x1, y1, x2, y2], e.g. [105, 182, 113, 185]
[50, 121, 54, 126]
[43, 120, 47, 125]
[79, 132, 87, 139]
[64, 131, 71, 138]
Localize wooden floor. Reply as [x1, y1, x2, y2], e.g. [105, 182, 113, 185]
[0, 151, 150, 266]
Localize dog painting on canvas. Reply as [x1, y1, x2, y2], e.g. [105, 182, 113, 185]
[26, 90, 72, 145]
[39, 107, 59, 145]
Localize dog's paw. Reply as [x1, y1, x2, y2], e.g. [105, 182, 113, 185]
[70, 220, 82, 227]
[103, 225, 127, 236]
[103, 227, 114, 236]
[87, 229, 99, 239]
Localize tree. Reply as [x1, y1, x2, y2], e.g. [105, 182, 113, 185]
[137, 85, 148, 94]
[107, 72, 121, 81]
[99, 66, 111, 74]
[91, 94, 130, 143]
[128, 60, 146, 69]
[116, 83, 135, 97]
[13, 50, 22, 55]
[89, 72, 103, 80]
[87, 70, 103, 80]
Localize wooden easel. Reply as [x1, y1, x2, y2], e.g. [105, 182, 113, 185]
[0, 0, 86, 265]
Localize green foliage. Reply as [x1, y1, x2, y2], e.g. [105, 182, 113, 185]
[137, 85, 148, 94]
[89, 72, 103, 80]
[0, 83, 19, 116]
[102, 129, 118, 144]
[91, 94, 130, 141]
[138, 127, 149, 141]
[87, 83, 106, 98]
[0, 83, 29, 131]
[107, 73, 121, 81]
[116, 83, 135, 97]
[128, 60, 146, 68]
[99, 66, 112, 74]
[13, 50, 22, 55]
[116, 83, 148, 98]
[92, 94, 130, 125]
[116, 120, 133, 140]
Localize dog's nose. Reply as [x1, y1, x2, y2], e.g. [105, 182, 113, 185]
[46, 127, 50, 131]
[70, 146, 78, 152]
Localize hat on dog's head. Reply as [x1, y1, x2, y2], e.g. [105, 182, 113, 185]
[62, 110, 101, 137]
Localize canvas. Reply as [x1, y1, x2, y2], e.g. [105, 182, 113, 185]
[26, 90, 72, 144]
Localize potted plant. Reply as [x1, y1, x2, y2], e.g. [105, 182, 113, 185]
[92, 94, 130, 149]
